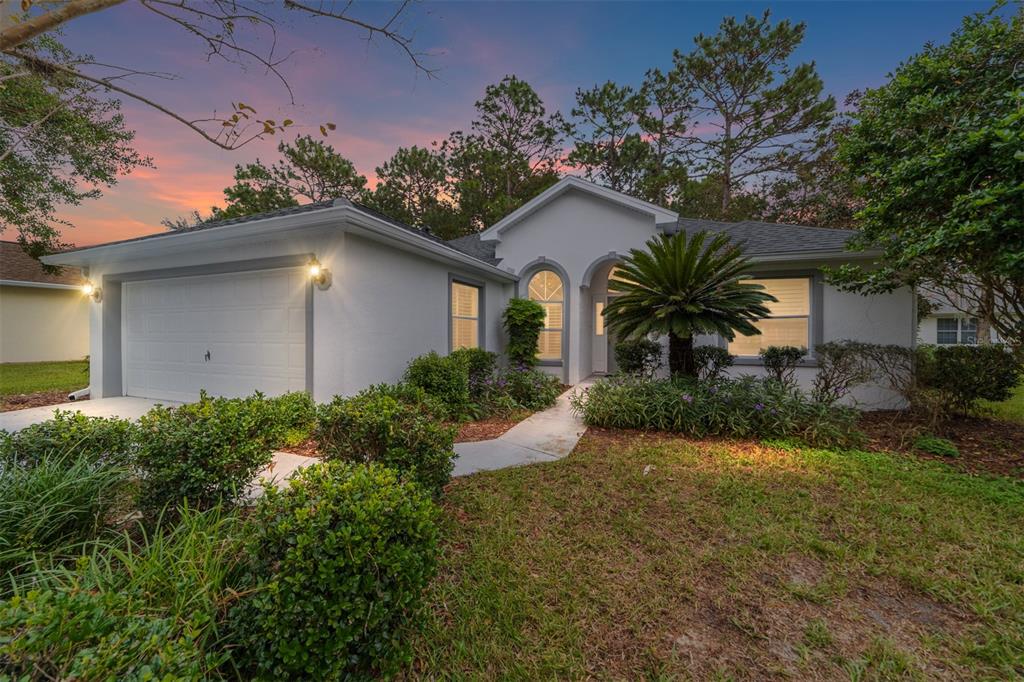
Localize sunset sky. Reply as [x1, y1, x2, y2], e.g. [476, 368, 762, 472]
[54, 0, 990, 246]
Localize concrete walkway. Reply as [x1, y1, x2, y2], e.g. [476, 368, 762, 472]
[0, 397, 173, 433]
[453, 380, 590, 476]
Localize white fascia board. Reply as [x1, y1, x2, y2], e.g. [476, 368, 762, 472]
[342, 207, 517, 282]
[480, 177, 678, 240]
[41, 204, 516, 282]
[0, 279, 82, 290]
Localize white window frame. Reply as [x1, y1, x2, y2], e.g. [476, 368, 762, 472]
[528, 269, 565, 365]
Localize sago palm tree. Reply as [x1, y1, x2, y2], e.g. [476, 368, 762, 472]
[604, 230, 775, 377]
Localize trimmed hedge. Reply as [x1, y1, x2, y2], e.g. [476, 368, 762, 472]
[503, 298, 546, 367]
[451, 347, 499, 400]
[135, 392, 279, 517]
[614, 338, 663, 377]
[315, 384, 457, 496]
[404, 351, 471, 419]
[0, 411, 138, 468]
[571, 375, 862, 447]
[234, 462, 440, 680]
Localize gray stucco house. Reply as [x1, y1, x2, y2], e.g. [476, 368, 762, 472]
[45, 177, 914, 408]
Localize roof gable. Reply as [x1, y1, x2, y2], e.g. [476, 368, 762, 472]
[479, 177, 678, 240]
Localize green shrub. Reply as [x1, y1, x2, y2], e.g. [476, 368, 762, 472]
[503, 298, 546, 367]
[614, 337, 663, 377]
[759, 345, 807, 386]
[404, 351, 471, 419]
[498, 365, 564, 410]
[315, 384, 456, 496]
[234, 462, 440, 680]
[693, 345, 734, 382]
[451, 347, 498, 399]
[571, 375, 862, 447]
[913, 434, 960, 458]
[812, 340, 876, 405]
[917, 344, 1022, 415]
[0, 411, 138, 468]
[135, 392, 278, 518]
[265, 391, 316, 447]
[0, 452, 132, 581]
[0, 506, 246, 680]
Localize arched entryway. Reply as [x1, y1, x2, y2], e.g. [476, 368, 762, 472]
[583, 256, 625, 375]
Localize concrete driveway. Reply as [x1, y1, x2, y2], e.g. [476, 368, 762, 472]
[0, 397, 174, 433]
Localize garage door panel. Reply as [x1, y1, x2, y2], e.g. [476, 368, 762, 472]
[125, 267, 307, 402]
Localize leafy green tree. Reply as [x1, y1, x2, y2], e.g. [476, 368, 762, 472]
[0, 36, 149, 256]
[831, 4, 1024, 351]
[604, 231, 774, 377]
[672, 175, 766, 222]
[674, 10, 835, 214]
[368, 145, 460, 238]
[442, 76, 563, 230]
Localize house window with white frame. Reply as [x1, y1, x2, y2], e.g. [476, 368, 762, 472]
[451, 281, 481, 350]
[728, 277, 811, 356]
[528, 270, 564, 362]
[936, 317, 977, 345]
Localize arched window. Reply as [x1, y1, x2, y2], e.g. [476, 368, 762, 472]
[528, 270, 563, 362]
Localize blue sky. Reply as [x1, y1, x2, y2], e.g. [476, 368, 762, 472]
[55, 1, 992, 244]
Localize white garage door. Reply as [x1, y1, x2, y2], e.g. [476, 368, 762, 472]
[124, 268, 307, 402]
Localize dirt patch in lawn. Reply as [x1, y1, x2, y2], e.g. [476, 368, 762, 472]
[860, 410, 1024, 479]
[0, 390, 85, 412]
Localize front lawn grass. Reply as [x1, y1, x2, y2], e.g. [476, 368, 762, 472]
[982, 382, 1024, 423]
[411, 430, 1024, 679]
[0, 360, 89, 396]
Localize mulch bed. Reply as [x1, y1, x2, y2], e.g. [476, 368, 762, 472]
[455, 410, 533, 443]
[0, 390, 85, 413]
[859, 410, 1024, 479]
[277, 438, 320, 457]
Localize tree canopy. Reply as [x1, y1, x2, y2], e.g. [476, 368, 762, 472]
[830, 3, 1024, 349]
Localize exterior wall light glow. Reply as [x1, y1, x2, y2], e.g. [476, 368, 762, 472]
[308, 257, 332, 290]
[82, 281, 102, 302]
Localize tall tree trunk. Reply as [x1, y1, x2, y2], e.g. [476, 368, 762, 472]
[976, 281, 996, 345]
[721, 117, 732, 215]
[668, 333, 696, 378]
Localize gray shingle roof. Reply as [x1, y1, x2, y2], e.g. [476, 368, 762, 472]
[54, 199, 503, 268]
[674, 218, 856, 256]
[445, 233, 500, 265]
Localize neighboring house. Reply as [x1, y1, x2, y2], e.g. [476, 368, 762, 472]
[917, 290, 1000, 346]
[44, 177, 914, 408]
[0, 241, 89, 363]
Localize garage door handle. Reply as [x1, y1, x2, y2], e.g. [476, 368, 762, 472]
[204, 350, 211, 362]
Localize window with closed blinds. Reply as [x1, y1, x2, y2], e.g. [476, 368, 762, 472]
[729, 277, 811, 356]
[451, 281, 480, 350]
[528, 270, 564, 361]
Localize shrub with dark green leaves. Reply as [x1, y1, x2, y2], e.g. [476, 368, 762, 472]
[917, 344, 1022, 415]
[0, 506, 246, 680]
[571, 375, 861, 447]
[614, 337, 663, 377]
[503, 298, 546, 367]
[265, 391, 316, 448]
[450, 347, 499, 399]
[693, 345, 734, 382]
[135, 392, 278, 517]
[0, 451, 133, 580]
[233, 462, 440, 680]
[914, 434, 960, 458]
[759, 345, 807, 386]
[499, 364, 564, 410]
[0, 411, 138, 468]
[315, 384, 456, 496]
[404, 351, 471, 419]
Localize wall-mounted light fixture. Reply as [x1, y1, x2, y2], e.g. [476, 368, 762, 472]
[308, 257, 332, 290]
[81, 281, 102, 302]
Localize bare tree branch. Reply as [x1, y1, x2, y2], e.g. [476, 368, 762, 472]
[0, 0, 126, 50]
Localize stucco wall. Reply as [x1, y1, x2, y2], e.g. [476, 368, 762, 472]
[493, 188, 662, 384]
[0, 285, 89, 362]
[323, 233, 511, 401]
[77, 224, 511, 402]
